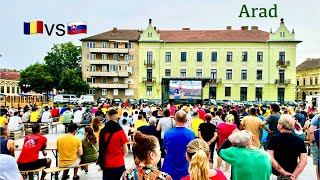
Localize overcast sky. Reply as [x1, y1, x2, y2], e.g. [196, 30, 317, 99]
[1, 0, 319, 70]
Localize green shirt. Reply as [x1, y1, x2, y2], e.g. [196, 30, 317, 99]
[81, 139, 98, 163]
[62, 110, 74, 123]
[220, 147, 271, 180]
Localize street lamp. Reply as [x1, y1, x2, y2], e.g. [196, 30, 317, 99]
[22, 84, 31, 93]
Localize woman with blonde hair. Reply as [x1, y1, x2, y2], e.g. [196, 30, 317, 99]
[181, 139, 227, 180]
[216, 114, 237, 171]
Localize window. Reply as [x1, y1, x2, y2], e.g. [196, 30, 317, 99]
[279, 70, 285, 83]
[226, 51, 233, 62]
[196, 52, 202, 62]
[241, 70, 247, 80]
[114, 43, 118, 48]
[310, 78, 313, 85]
[279, 51, 285, 61]
[165, 69, 171, 76]
[280, 32, 285, 37]
[87, 78, 96, 83]
[255, 87, 263, 101]
[180, 69, 186, 77]
[102, 89, 107, 95]
[211, 69, 217, 80]
[297, 79, 299, 86]
[12, 87, 15, 94]
[148, 32, 152, 37]
[256, 70, 263, 80]
[147, 51, 153, 63]
[7, 86, 10, 93]
[102, 54, 107, 60]
[88, 89, 95, 95]
[113, 54, 119, 60]
[0, 86, 4, 93]
[316, 77, 318, 85]
[113, 77, 119, 83]
[110, 65, 119, 72]
[102, 78, 107, 83]
[125, 55, 134, 61]
[86, 42, 96, 48]
[303, 78, 306, 85]
[147, 69, 152, 81]
[257, 52, 263, 62]
[196, 69, 202, 77]
[102, 42, 107, 48]
[146, 86, 152, 96]
[16, 87, 20, 94]
[242, 51, 248, 62]
[89, 54, 96, 60]
[165, 52, 171, 62]
[225, 87, 231, 97]
[113, 89, 118, 96]
[125, 89, 134, 96]
[181, 52, 187, 62]
[310, 92, 313, 95]
[87, 65, 96, 72]
[125, 43, 134, 49]
[240, 87, 247, 101]
[102, 65, 108, 72]
[226, 69, 232, 80]
[211, 51, 217, 62]
[278, 88, 285, 104]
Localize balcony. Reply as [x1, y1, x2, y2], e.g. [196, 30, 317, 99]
[276, 60, 290, 67]
[89, 48, 129, 54]
[142, 77, 156, 85]
[144, 60, 155, 67]
[275, 79, 291, 85]
[89, 71, 129, 77]
[89, 60, 129, 65]
[89, 83, 128, 89]
[209, 78, 222, 85]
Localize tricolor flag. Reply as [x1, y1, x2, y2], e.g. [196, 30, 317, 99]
[24, 21, 43, 35]
[67, 21, 87, 35]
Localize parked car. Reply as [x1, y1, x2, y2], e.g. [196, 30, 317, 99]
[216, 100, 225, 106]
[54, 94, 78, 105]
[222, 99, 236, 106]
[126, 98, 138, 105]
[139, 98, 149, 104]
[148, 99, 162, 105]
[112, 98, 123, 106]
[283, 101, 298, 107]
[78, 95, 95, 105]
[296, 100, 304, 106]
[203, 99, 217, 106]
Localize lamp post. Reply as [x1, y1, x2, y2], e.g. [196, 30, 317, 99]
[22, 84, 30, 93]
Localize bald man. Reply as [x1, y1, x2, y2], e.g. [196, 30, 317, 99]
[162, 110, 195, 180]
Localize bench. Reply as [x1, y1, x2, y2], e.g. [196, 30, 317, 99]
[50, 122, 60, 134]
[23, 123, 49, 135]
[20, 166, 46, 180]
[9, 130, 22, 140]
[44, 162, 96, 180]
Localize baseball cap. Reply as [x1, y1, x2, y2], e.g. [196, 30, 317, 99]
[228, 130, 251, 147]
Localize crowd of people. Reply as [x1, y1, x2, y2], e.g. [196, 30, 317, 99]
[0, 101, 319, 180]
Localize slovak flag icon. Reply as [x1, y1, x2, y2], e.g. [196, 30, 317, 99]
[67, 21, 87, 35]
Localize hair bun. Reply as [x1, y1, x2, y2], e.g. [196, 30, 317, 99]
[134, 131, 145, 144]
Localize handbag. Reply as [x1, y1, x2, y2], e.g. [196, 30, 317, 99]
[87, 139, 99, 152]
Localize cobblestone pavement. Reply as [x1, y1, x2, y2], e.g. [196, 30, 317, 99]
[14, 125, 317, 180]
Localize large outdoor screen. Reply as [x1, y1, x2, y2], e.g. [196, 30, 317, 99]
[169, 80, 202, 100]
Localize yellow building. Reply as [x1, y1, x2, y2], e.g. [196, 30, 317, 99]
[296, 58, 320, 100]
[138, 19, 300, 103]
[81, 28, 140, 100]
[0, 69, 22, 107]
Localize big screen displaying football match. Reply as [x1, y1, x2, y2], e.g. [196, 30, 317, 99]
[169, 80, 202, 100]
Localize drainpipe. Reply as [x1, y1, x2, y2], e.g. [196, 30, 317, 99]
[159, 40, 165, 100]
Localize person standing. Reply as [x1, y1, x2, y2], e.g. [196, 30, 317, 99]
[307, 114, 320, 179]
[0, 126, 15, 156]
[240, 107, 262, 148]
[198, 114, 218, 169]
[261, 103, 281, 147]
[162, 110, 195, 180]
[268, 115, 307, 180]
[98, 109, 128, 180]
[191, 112, 204, 137]
[138, 116, 159, 138]
[134, 114, 148, 129]
[57, 123, 82, 180]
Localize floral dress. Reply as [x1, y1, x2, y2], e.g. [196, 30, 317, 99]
[121, 165, 172, 180]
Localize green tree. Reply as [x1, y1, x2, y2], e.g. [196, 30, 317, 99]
[59, 69, 89, 96]
[44, 42, 82, 90]
[19, 63, 54, 93]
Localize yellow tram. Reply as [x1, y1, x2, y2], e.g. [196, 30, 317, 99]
[0, 93, 54, 108]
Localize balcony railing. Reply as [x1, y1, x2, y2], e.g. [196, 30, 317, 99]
[89, 48, 129, 54]
[277, 60, 290, 67]
[142, 77, 156, 84]
[275, 79, 291, 85]
[89, 83, 128, 89]
[209, 78, 222, 85]
[89, 71, 129, 77]
[89, 60, 129, 65]
[144, 60, 155, 67]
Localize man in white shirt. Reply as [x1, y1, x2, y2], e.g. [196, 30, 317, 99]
[41, 107, 52, 123]
[132, 110, 139, 124]
[73, 107, 83, 124]
[8, 112, 24, 132]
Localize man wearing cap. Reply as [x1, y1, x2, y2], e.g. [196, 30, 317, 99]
[268, 114, 307, 180]
[137, 116, 160, 139]
[218, 130, 271, 180]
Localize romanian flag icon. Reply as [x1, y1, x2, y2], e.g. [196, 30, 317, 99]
[24, 21, 43, 35]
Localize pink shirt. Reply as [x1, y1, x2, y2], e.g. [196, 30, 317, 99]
[217, 122, 237, 148]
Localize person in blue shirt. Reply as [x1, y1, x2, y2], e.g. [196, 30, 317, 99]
[307, 114, 320, 179]
[162, 110, 195, 180]
[59, 105, 67, 115]
[118, 112, 132, 127]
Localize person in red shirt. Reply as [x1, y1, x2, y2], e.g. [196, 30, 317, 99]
[97, 109, 128, 180]
[198, 105, 206, 121]
[51, 106, 59, 117]
[17, 124, 51, 180]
